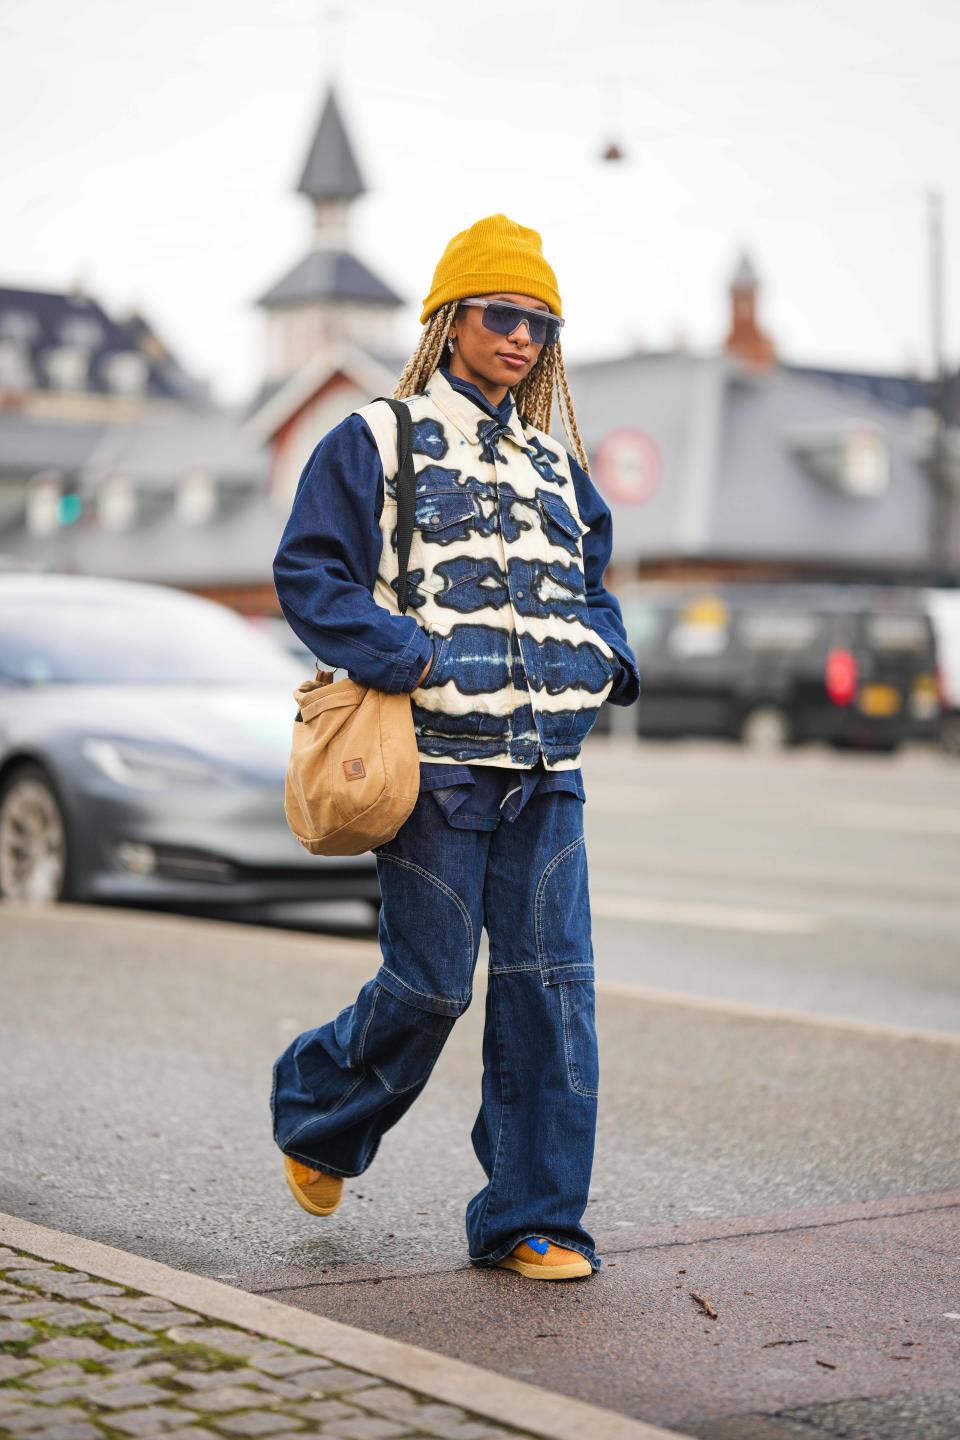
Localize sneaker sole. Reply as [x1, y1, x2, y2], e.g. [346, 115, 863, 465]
[495, 1255, 593, 1280]
[283, 1156, 343, 1216]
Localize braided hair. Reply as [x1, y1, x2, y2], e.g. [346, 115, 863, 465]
[394, 301, 591, 473]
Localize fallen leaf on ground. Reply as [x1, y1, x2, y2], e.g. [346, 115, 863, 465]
[761, 1339, 808, 1349]
[690, 1291, 717, 1319]
[815, 1358, 837, 1370]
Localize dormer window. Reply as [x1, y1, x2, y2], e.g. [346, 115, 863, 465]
[787, 420, 890, 499]
[176, 468, 216, 526]
[0, 308, 39, 343]
[26, 472, 63, 537]
[103, 351, 148, 396]
[844, 426, 889, 497]
[60, 313, 104, 349]
[44, 345, 88, 391]
[98, 475, 136, 532]
[0, 339, 33, 389]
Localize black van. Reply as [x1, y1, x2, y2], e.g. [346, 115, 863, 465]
[613, 581, 939, 752]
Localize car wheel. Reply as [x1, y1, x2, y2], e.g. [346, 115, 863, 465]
[739, 705, 793, 752]
[0, 763, 70, 903]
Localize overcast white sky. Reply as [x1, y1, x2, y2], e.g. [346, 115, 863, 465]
[2, 0, 957, 405]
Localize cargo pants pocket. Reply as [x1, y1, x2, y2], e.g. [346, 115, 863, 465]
[535, 828, 598, 1098]
[556, 977, 600, 1097]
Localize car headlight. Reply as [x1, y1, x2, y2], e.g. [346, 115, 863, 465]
[81, 738, 236, 790]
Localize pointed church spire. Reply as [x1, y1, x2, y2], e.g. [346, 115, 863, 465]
[724, 249, 776, 368]
[296, 85, 365, 203]
[256, 82, 402, 386]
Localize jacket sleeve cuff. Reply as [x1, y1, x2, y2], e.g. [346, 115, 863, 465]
[389, 627, 435, 694]
[605, 641, 641, 707]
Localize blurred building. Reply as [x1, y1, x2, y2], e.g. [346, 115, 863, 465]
[569, 257, 960, 586]
[2, 84, 958, 619]
[0, 280, 275, 609]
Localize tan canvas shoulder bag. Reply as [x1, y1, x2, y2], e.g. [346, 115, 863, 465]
[283, 397, 423, 856]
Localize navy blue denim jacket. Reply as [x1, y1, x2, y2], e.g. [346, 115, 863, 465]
[273, 366, 641, 708]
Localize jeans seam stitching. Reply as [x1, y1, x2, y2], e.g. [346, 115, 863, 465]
[370, 1059, 415, 1096]
[357, 984, 382, 1065]
[477, 969, 507, 1253]
[282, 1071, 367, 1140]
[379, 963, 469, 1010]
[377, 853, 474, 963]
[370, 1019, 450, 1096]
[534, 833, 586, 977]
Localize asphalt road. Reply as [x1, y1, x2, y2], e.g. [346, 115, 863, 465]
[3, 739, 959, 1436]
[574, 738, 960, 1036]
[269, 736, 960, 1036]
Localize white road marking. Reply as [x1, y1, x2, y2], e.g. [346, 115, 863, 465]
[595, 978, 960, 1046]
[591, 893, 823, 934]
[584, 784, 960, 836]
[819, 802, 960, 835]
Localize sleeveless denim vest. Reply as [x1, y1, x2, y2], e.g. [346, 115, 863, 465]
[352, 367, 619, 770]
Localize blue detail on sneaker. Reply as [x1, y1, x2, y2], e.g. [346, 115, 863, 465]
[527, 1236, 550, 1255]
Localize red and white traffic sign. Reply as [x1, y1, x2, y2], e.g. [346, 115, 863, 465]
[593, 428, 661, 505]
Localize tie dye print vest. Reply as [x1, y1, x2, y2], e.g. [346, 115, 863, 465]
[352, 367, 619, 771]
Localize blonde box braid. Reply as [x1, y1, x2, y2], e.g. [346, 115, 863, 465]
[394, 302, 591, 474]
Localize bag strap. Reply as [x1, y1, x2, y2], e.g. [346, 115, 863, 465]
[372, 396, 416, 615]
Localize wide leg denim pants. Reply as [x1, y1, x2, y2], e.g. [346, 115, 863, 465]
[270, 782, 601, 1272]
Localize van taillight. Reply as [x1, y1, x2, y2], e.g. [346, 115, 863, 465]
[825, 648, 857, 706]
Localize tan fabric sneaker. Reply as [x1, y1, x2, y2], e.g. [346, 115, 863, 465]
[283, 1155, 344, 1216]
[495, 1236, 593, 1280]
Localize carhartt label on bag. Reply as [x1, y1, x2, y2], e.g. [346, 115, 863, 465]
[343, 757, 366, 780]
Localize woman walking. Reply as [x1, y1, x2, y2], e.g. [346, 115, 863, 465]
[271, 213, 640, 1280]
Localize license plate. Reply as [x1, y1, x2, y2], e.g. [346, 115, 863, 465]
[858, 684, 901, 716]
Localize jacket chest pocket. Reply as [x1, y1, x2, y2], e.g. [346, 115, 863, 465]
[414, 489, 481, 593]
[537, 492, 590, 559]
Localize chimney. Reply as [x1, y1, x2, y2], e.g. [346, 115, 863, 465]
[724, 251, 776, 367]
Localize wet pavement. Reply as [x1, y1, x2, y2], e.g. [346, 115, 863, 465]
[3, 740, 959, 1436]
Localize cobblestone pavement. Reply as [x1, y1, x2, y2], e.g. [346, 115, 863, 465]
[0, 1247, 536, 1440]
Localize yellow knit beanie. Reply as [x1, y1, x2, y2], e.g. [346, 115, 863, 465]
[420, 213, 562, 324]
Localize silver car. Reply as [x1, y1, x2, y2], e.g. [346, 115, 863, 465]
[0, 574, 380, 913]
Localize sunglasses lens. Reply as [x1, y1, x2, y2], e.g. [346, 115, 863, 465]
[481, 304, 559, 346]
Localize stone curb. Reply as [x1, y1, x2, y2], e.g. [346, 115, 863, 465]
[0, 1213, 688, 1440]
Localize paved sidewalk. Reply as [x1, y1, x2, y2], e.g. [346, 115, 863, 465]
[0, 1220, 678, 1440]
[4, 905, 960, 1436]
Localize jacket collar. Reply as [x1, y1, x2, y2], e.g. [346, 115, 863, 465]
[424, 366, 530, 455]
[438, 364, 513, 421]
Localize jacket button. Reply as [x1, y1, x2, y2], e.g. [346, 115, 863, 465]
[517, 589, 525, 599]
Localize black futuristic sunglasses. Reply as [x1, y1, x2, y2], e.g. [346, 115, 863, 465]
[457, 297, 564, 347]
